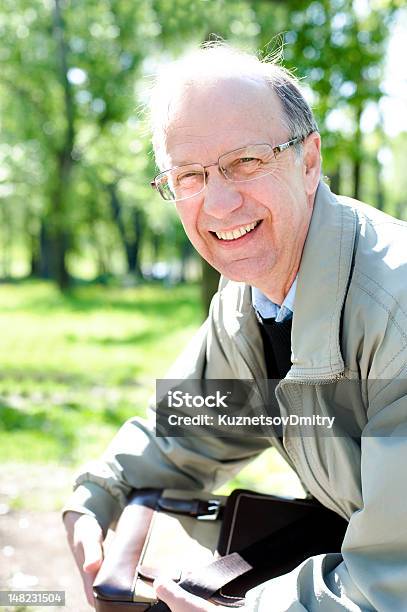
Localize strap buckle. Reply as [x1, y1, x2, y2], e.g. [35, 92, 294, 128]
[197, 499, 221, 521]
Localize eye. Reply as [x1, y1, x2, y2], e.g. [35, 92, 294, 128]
[234, 156, 262, 166]
[240, 157, 257, 163]
[176, 171, 202, 185]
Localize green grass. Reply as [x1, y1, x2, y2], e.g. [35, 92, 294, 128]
[0, 280, 203, 465]
[0, 279, 302, 502]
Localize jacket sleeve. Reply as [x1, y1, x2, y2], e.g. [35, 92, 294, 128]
[63, 291, 270, 533]
[245, 370, 407, 612]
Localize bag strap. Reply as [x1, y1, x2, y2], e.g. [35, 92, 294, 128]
[150, 506, 347, 610]
[149, 514, 306, 610]
[149, 553, 250, 611]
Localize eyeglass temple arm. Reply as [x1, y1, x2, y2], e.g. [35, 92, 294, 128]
[273, 136, 303, 156]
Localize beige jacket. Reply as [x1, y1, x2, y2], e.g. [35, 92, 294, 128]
[65, 182, 407, 611]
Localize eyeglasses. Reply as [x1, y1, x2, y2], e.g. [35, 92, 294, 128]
[150, 136, 303, 202]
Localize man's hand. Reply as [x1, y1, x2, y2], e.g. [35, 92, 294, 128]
[63, 511, 104, 608]
[154, 579, 241, 612]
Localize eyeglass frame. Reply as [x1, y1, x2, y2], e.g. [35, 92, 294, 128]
[150, 136, 305, 202]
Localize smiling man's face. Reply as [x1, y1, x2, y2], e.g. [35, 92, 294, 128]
[162, 76, 321, 302]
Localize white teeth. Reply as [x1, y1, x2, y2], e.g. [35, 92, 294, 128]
[216, 221, 258, 241]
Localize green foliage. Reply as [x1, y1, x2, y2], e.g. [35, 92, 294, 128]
[384, 132, 407, 219]
[0, 280, 202, 463]
[0, 1, 403, 282]
[252, 0, 399, 178]
[0, 279, 303, 500]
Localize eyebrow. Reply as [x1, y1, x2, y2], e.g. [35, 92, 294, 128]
[171, 160, 199, 167]
[171, 143, 257, 167]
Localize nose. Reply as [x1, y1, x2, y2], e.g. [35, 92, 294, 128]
[202, 168, 243, 219]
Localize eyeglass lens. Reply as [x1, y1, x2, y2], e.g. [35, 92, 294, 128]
[156, 143, 279, 202]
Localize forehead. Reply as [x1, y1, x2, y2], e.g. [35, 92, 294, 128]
[163, 76, 285, 166]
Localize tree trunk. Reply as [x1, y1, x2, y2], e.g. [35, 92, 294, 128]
[353, 106, 363, 201]
[396, 200, 405, 221]
[0, 204, 12, 279]
[50, 0, 75, 290]
[329, 167, 341, 195]
[126, 208, 144, 277]
[353, 160, 361, 201]
[152, 234, 161, 263]
[37, 221, 53, 279]
[179, 240, 193, 283]
[29, 224, 41, 277]
[375, 154, 385, 212]
[201, 258, 220, 316]
[30, 251, 40, 277]
[107, 182, 144, 277]
[50, 215, 70, 289]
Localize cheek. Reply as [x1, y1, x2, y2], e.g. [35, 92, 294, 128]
[176, 204, 207, 248]
[176, 203, 195, 231]
[239, 175, 290, 210]
[258, 176, 307, 220]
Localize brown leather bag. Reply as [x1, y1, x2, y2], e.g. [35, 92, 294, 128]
[93, 488, 347, 611]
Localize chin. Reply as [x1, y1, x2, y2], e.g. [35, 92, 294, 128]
[220, 256, 271, 281]
[216, 266, 268, 286]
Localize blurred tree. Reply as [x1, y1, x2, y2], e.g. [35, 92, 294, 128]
[252, 0, 400, 200]
[0, 0, 158, 288]
[383, 132, 407, 219]
[0, 0, 402, 298]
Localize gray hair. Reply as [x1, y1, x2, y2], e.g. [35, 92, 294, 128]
[150, 42, 319, 168]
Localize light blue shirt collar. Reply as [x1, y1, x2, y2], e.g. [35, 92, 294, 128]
[251, 277, 297, 322]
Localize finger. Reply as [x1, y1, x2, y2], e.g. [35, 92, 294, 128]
[74, 516, 104, 573]
[65, 514, 103, 608]
[154, 579, 190, 612]
[154, 579, 211, 612]
[82, 571, 97, 608]
[82, 537, 103, 573]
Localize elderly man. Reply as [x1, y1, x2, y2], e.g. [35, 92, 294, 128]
[63, 44, 407, 611]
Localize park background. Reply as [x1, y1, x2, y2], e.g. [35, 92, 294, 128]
[0, 0, 406, 610]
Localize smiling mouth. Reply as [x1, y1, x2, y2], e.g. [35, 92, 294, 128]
[212, 220, 261, 241]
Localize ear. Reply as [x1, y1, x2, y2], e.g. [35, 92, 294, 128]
[302, 132, 321, 197]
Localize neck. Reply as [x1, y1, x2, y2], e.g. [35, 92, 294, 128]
[253, 268, 297, 306]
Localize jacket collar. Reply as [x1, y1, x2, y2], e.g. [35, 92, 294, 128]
[220, 181, 357, 381]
